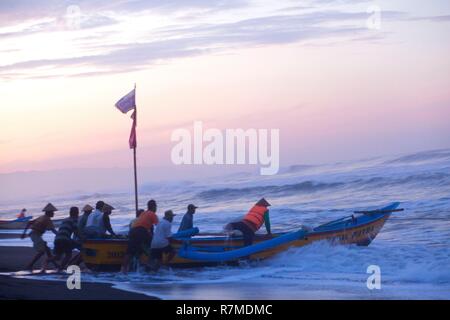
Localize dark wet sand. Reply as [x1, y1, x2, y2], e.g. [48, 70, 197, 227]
[0, 246, 158, 300]
[0, 233, 22, 240]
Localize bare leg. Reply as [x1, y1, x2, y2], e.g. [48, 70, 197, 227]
[45, 247, 60, 269]
[167, 251, 176, 262]
[147, 258, 161, 272]
[40, 257, 49, 273]
[59, 252, 72, 271]
[25, 252, 44, 271]
[69, 252, 82, 266]
[121, 254, 131, 274]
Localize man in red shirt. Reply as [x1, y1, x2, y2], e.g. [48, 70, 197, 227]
[121, 200, 159, 273]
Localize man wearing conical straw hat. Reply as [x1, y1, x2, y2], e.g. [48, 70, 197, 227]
[84, 201, 117, 238]
[224, 198, 272, 246]
[77, 204, 94, 239]
[21, 203, 59, 272]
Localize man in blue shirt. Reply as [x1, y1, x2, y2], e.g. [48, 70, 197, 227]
[177, 204, 197, 232]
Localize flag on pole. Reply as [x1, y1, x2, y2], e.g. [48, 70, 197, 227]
[115, 88, 136, 113]
[129, 110, 137, 149]
[115, 88, 137, 149]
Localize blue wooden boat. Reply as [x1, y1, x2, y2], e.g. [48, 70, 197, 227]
[82, 203, 402, 269]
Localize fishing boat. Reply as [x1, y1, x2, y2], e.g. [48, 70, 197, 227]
[0, 216, 65, 230]
[82, 202, 402, 270]
[0, 216, 33, 230]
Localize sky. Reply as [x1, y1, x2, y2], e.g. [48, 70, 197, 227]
[0, 0, 450, 178]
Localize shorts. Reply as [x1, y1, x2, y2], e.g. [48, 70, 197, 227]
[30, 231, 47, 253]
[150, 245, 174, 260]
[229, 221, 255, 246]
[126, 227, 151, 256]
[53, 238, 75, 256]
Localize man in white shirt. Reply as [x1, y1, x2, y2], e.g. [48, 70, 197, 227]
[148, 210, 176, 271]
[84, 201, 116, 238]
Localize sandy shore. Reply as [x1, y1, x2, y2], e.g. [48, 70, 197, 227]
[0, 246, 158, 300]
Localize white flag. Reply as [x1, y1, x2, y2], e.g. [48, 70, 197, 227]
[115, 89, 136, 113]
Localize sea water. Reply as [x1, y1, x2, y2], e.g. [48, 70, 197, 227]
[1, 149, 449, 299]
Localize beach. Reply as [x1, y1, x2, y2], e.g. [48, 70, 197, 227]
[0, 246, 157, 300]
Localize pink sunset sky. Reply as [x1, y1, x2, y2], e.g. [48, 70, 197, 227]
[0, 0, 449, 176]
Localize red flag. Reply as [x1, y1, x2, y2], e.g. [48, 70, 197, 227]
[129, 110, 137, 149]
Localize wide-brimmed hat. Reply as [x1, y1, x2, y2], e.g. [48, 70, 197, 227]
[256, 198, 271, 207]
[82, 204, 94, 212]
[102, 203, 115, 212]
[164, 210, 176, 218]
[187, 204, 198, 210]
[42, 203, 58, 212]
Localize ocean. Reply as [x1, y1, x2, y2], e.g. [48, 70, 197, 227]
[1, 149, 449, 299]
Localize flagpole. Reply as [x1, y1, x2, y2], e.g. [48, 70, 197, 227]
[133, 83, 139, 215]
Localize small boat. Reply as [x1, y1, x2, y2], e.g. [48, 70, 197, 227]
[82, 202, 402, 270]
[0, 216, 65, 230]
[0, 216, 33, 230]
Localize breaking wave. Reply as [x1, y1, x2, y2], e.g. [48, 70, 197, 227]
[385, 148, 450, 164]
[197, 181, 344, 200]
[196, 172, 450, 201]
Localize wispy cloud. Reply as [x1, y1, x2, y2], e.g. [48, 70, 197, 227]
[410, 14, 450, 23]
[0, 0, 444, 80]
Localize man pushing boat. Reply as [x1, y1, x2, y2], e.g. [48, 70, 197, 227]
[21, 203, 59, 272]
[121, 200, 159, 273]
[83, 201, 117, 239]
[224, 198, 272, 246]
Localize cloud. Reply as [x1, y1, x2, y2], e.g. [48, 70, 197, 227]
[410, 14, 450, 23]
[0, 0, 246, 27]
[0, 9, 381, 79]
[0, 0, 418, 80]
[0, 14, 118, 40]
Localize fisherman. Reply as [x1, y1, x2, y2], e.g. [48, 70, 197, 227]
[53, 206, 80, 271]
[17, 208, 27, 219]
[77, 204, 93, 239]
[148, 210, 176, 271]
[84, 201, 117, 238]
[21, 203, 59, 272]
[128, 209, 145, 230]
[177, 204, 198, 232]
[224, 198, 271, 246]
[121, 200, 159, 273]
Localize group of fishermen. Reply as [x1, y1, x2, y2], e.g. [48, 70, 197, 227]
[20, 197, 272, 273]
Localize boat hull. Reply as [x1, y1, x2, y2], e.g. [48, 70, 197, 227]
[81, 211, 391, 270]
[0, 217, 64, 230]
[0, 217, 33, 230]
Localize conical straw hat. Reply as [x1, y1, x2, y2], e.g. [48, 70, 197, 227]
[256, 198, 271, 207]
[82, 204, 94, 212]
[42, 203, 58, 212]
